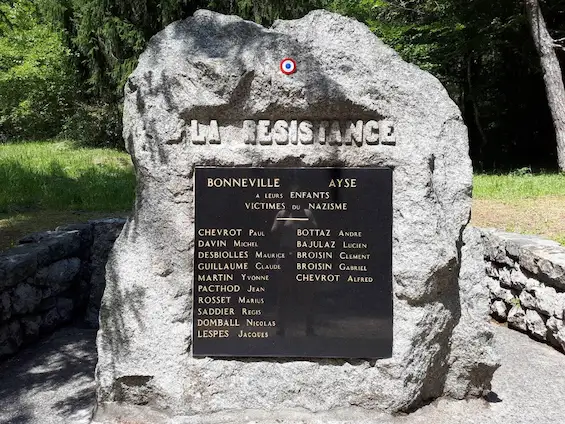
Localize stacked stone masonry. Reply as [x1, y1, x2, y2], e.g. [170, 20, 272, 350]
[0, 218, 125, 360]
[482, 229, 565, 353]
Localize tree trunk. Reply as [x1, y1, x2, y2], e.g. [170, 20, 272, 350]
[525, 0, 565, 171]
[467, 54, 489, 156]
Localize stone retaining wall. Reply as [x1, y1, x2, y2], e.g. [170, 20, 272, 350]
[482, 229, 565, 353]
[0, 218, 125, 360]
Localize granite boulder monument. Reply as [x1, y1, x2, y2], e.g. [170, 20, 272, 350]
[94, 9, 499, 421]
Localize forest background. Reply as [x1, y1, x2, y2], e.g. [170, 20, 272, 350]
[0, 0, 564, 171]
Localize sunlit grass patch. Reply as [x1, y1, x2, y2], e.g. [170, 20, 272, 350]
[473, 172, 565, 200]
[0, 140, 135, 212]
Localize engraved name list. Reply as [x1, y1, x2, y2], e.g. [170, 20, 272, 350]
[193, 167, 393, 358]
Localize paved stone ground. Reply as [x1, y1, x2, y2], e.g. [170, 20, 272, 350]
[0, 328, 96, 424]
[1, 324, 564, 424]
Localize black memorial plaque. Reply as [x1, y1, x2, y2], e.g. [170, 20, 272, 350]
[193, 167, 393, 358]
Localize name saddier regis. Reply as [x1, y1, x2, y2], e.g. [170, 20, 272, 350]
[197, 175, 362, 340]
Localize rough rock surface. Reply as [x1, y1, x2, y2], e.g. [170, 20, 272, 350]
[508, 306, 527, 332]
[84, 219, 126, 327]
[491, 300, 508, 321]
[482, 229, 565, 353]
[0, 325, 563, 424]
[482, 230, 565, 291]
[525, 310, 547, 340]
[91, 325, 565, 424]
[96, 9, 496, 416]
[443, 227, 499, 399]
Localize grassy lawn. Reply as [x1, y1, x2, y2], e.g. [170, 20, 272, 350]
[471, 173, 565, 245]
[0, 140, 135, 250]
[1, 140, 564, 251]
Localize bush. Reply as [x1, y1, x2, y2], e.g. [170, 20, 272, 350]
[0, 1, 79, 140]
[60, 103, 124, 149]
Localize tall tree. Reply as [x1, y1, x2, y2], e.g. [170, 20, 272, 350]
[525, 0, 565, 171]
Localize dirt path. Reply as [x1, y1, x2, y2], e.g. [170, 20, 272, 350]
[472, 196, 565, 245]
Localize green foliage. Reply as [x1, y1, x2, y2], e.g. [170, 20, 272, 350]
[2, 0, 565, 166]
[210, 0, 328, 24]
[34, 0, 324, 146]
[40, 0, 327, 99]
[60, 102, 123, 148]
[0, 0, 78, 140]
[509, 297, 521, 308]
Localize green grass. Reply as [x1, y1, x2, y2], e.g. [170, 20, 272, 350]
[473, 172, 565, 200]
[0, 140, 135, 212]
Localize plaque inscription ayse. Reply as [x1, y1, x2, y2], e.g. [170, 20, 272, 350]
[193, 167, 393, 358]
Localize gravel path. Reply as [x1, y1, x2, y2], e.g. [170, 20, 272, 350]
[1, 324, 564, 424]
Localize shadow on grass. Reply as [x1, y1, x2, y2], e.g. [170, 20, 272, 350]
[0, 210, 129, 252]
[0, 158, 134, 250]
[0, 328, 97, 423]
[0, 159, 135, 213]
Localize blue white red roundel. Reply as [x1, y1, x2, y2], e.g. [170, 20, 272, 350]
[280, 58, 297, 75]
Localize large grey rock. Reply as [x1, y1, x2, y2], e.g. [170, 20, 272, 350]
[553, 328, 565, 352]
[96, 9, 490, 417]
[558, 294, 565, 320]
[443, 227, 499, 399]
[12, 283, 43, 315]
[519, 285, 563, 318]
[85, 219, 126, 328]
[20, 315, 42, 342]
[0, 230, 82, 290]
[547, 317, 565, 351]
[0, 292, 11, 322]
[490, 300, 508, 321]
[525, 309, 547, 341]
[530, 286, 560, 317]
[42, 232, 82, 264]
[519, 290, 537, 310]
[0, 246, 38, 289]
[498, 267, 513, 288]
[508, 267, 529, 290]
[57, 297, 75, 322]
[487, 277, 515, 304]
[508, 305, 527, 332]
[36, 257, 81, 293]
[0, 320, 22, 358]
[56, 223, 94, 248]
[41, 306, 67, 332]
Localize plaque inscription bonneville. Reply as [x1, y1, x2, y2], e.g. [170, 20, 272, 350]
[193, 167, 393, 358]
